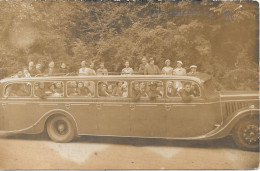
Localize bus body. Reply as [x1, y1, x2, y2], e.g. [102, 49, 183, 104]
[0, 75, 258, 151]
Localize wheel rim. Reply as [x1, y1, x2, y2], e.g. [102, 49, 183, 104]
[241, 124, 259, 145]
[53, 120, 68, 136]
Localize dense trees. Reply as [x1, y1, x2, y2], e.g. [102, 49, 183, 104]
[0, 1, 258, 90]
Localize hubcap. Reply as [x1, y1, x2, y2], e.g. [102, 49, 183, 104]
[54, 120, 68, 135]
[242, 124, 259, 144]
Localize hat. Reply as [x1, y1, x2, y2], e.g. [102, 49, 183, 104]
[190, 65, 197, 69]
[177, 61, 183, 65]
[165, 59, 170, 64]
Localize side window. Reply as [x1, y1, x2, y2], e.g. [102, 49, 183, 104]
[67, 81, 95, 97]
[98, 81, 128, 98]
[131, 81, 163, 99]
[34, 82, 64, 98]
[4, 83, 31, 97]
[166, 80, 201, 98]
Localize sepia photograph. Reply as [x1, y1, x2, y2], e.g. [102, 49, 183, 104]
[0, 0, 259, 170]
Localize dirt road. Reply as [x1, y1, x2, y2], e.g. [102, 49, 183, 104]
[0, 134, 259, 169]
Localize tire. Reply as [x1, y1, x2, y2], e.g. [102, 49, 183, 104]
[232, 117, 259, 151]
[46, 115, 75, 143]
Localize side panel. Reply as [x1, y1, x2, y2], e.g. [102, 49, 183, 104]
[96, 99, 131, 136]
[130, 99, 166, 137]
[165, 99, 222, 137]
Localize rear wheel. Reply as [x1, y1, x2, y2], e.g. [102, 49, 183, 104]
[46, 115, 75, 143]
[232, 117, 259, 151]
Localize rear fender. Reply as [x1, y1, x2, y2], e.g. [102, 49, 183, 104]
[20, 109, 79, 135]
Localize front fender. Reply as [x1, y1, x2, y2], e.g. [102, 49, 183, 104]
[205, 108, 259, 139]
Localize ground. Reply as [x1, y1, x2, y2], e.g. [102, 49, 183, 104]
[0, 134, 259, 169]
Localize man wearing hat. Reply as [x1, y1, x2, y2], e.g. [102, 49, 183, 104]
[187, 65, 199, 76]
[144, 58, 160, 75]
[173, 61, 186, 76]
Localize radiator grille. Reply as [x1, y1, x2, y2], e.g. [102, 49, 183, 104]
[224, 101, 249, 118]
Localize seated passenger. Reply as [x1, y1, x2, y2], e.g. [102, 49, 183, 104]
[68, 81, 78, 96]
[122, 84, 128, 97]
[148, 82, 162, 100]
[98, 83, 109, 97]
[15, 84, 30, 96]
[53, 82, 63, 97]
[107, 84, 113, 96]
[132, 83, 141, 102]
[139, 82, 148, 98]
[76, 82, 85, 95]
[167, 81, 178, 97]
[83, 81, 94, 96]
[156, 83, 163, 98]
[35, 82, 47, 98]
[112, 82, 123, 97]
[179, 82, 193, 103]
[191, 83, 200, 97]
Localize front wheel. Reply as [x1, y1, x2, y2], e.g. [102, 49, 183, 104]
[46, 115, 75, 143]
[232, 117, 259, 151]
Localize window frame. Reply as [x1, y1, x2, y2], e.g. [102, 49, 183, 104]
[3, 82, 32, 98]
[33, 81, 65, 98]
[130, 80, 164, 99]
[66, 80, 95, 98]
[165, 79, 202, 99]
[97, 80, 129, 98]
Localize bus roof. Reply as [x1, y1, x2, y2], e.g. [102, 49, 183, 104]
[0, 75, 202, 84]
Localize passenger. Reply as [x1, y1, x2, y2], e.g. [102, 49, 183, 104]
[121, 61, 134, 75]
[144, 58, 160, 75]
[79, 61, 89, 76]
[112, 81, 123, 97]
[87, 62, 96, 75]
[122, 84, 128, 97]
[187, 65, 199, 76]
[139, 82, 148, 97]
[173, 61, 186, 76]
[54, 82, 63, 96]
[138, 57, 148, 74]
[148, 82, 159, 100]
[44, 61, 57, 76]
[76, 82, 85, 95]
[161, 59, 174, 75]
[167, 81, 178, 97]
[98, 83, 109, 97]
[97, 62, 108, 75]
[179, 82, 193, 103]
[107, 84, 113, 95]
[28, 61, 36, 76]
[190, 83, 200, 97]
[156, 82, 163, 98]
[23, 67, 31, 78]
[35, 82, 47, 98]
[14, 71, 24, 78]
[68, 81, 78, 96]
[83, 81, 94, 96]
[35, 64, 42, 76]
[59, 63, 69, 75]
[132, 82, 141, 101]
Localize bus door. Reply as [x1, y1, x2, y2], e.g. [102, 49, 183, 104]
[129, 80, 166, 137]
[164, 80, 221, 138]
[96, 81, 131, 136]
[1, 82, 35, 131]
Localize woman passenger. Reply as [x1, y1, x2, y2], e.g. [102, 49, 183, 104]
[161, 59, 173, 75]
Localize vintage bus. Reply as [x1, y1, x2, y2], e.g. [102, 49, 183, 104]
[0, 75, 258, 151]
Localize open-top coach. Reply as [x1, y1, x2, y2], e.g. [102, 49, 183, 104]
[0, 75, 259, 151]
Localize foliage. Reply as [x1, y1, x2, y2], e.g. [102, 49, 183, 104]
[0, 1, 258, 90]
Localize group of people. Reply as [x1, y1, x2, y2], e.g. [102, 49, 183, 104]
[11, 57, 199, 78]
